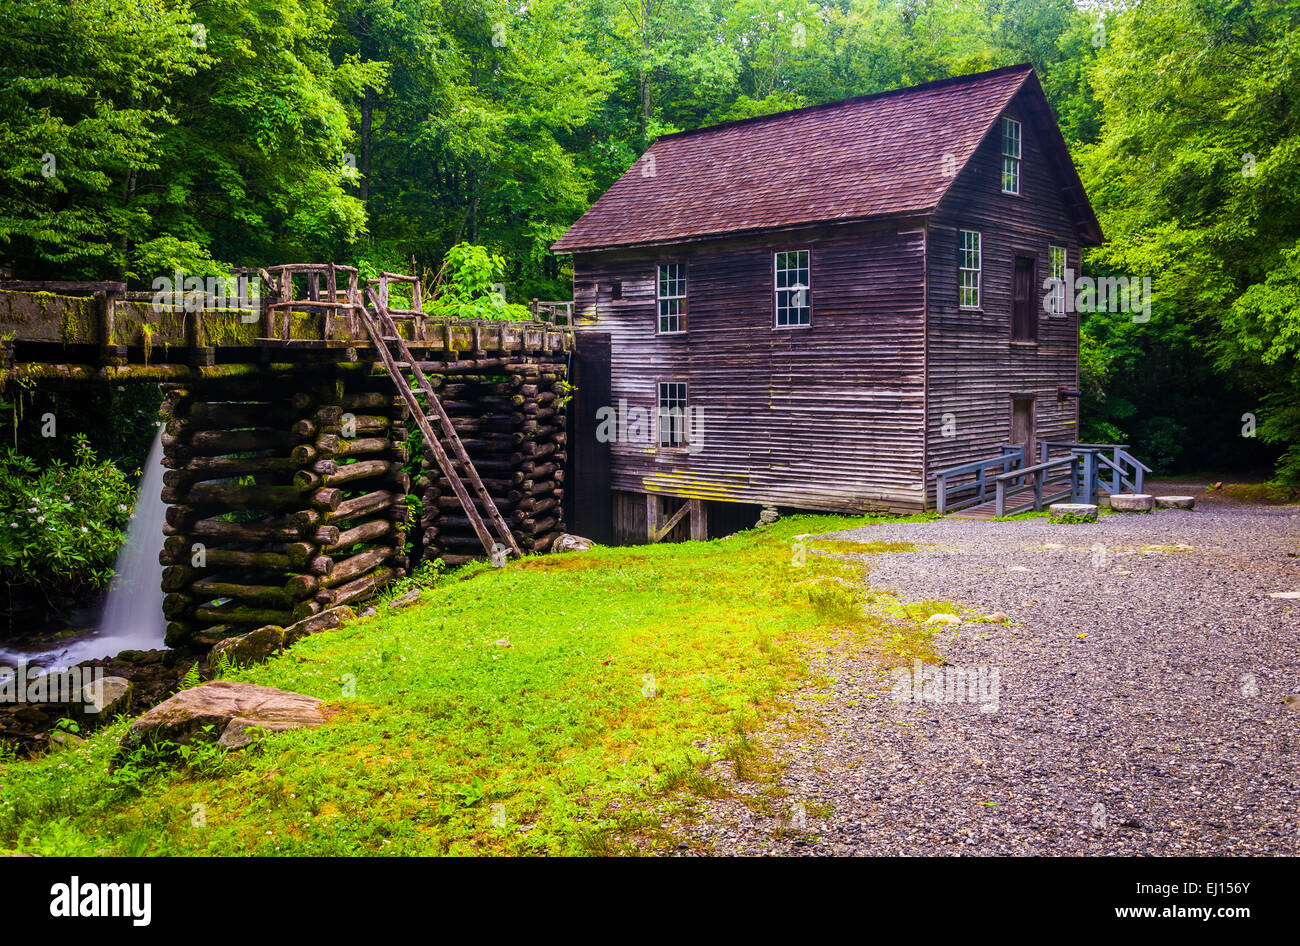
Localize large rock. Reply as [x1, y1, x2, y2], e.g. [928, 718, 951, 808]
[78, 675, 132, 724]
[1049, 503, 1098, 523]
[210, 625, 286, 668]
[1156, 495, 1195, 510]
[120, 681, 327, 752]
[552, 533, 595, 554]
[1108, 493, 1155, 512]
[282, 605, 354, 645]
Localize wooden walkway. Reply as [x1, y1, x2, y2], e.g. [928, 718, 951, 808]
[945, 481, 1075, 520]
[945, 487, 1040, 520]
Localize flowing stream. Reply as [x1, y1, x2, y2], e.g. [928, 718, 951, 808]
[0, 428, 168, 666]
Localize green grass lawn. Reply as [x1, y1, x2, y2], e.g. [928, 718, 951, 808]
[0, 514, 946, 856]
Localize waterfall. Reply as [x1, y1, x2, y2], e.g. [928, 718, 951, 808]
[92, 427, 168, 657]
[0, 426, 169, 667]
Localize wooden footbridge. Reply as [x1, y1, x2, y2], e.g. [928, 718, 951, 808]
[935, 442, 1151, 519]
[1, 267, 574, 648]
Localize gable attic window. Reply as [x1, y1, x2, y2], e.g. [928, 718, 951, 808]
[1001, 117, 1021, 195]
[657, 263, 686, 334]
[774, 250, 811, 327]
[958, 230, 982, 309]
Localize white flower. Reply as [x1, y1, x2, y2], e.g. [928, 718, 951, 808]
[36, 516, 44, 524]
[81, 526, 89, 533]
[26, 508, 36, 514]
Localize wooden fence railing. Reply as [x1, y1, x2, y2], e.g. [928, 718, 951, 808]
[934, 445, 1024, 514]
[937, 441, 1151, 517]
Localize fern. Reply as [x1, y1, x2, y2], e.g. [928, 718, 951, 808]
[179, 661, 201, 691]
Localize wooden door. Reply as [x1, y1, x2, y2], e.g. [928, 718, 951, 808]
[1011, 397, 1035, 461]
[1012, 256, 1037, 342]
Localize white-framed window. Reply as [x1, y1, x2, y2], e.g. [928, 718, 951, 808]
[959, 230, 982, 309]
[657, 381, 688, 448]
[774, 249, 811, 327]
[1001, 117, 1021, 195]
[1048, 245, 1067, 316]
[657, 263, 686, 334]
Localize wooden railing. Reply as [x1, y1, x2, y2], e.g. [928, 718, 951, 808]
[1042, 441, 1149, 496]
[934, 445, 1024, 514]
[993, 454, 1082, 517]
[529, 300, 573, 325]
[938, 440, 1151, 517]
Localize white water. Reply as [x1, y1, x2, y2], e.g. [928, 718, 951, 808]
[90, 427, 169, 658]
[0, 427, 169, 667]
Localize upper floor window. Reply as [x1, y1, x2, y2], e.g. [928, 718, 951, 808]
[657, 263, 686, 334]
[1001, 118, 1021, 195]
[1048, 245, 1067, 316]
[959, 230, 981, 309]
[658, 381, 688, 448]
[774, 249, 811, 327]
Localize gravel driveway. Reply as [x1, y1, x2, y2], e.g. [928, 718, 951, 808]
[691, 485, 1300, 855]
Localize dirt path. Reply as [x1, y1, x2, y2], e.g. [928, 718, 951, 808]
[690, 486, 1300, 855]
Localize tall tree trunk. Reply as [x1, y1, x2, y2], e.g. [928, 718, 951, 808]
[468, 170, 479, 244]
[117, 166, 137, 282]
[360, 84, 374, 216]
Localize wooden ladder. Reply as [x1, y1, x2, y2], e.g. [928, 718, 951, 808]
[358, 287, 521, 560]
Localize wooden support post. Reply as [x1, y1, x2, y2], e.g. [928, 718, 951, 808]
[279, 269, 291, 340]
[688, 499, 707, 541]
[645, 493, 658, 543]
[325, 266, 337, 342]
[649, 497, 690, 543]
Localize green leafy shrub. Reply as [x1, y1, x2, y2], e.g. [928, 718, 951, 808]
[0, 437, 135, 599]
[428, 244, 532, 322]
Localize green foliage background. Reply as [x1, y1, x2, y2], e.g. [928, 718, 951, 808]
[0, 0, 1297, 478]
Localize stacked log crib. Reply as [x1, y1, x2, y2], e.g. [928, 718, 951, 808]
[416, 361, 569, 566]
[158, 364, 412, 648]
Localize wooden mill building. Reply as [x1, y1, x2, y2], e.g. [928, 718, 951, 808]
[554, 64, 1103, 542]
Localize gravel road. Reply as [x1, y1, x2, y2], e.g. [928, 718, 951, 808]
[690, 485, 1300, 855]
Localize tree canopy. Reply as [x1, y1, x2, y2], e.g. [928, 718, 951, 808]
[0, 0, 1296, 479]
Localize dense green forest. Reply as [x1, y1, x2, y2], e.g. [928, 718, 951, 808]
[1, 0, 1298, 479]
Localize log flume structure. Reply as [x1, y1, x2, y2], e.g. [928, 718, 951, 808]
[0, 266, 574, 648]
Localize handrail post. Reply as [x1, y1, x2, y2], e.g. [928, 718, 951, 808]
[1034, 470, 1044, 510]
[977, 467, 985, 503]
[936, 473, 947, 515]
[1079, 451, 1097, 505]
[995, 479, 1006, 518]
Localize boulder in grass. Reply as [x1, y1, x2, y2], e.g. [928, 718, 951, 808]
[1108, 493, 1155, 512]
[552, 533, 595, 554]
[120, 680, 327, 753]
[925, 613, 961, 625]
[1049, 503, 1097, 523]
[282, 605, 355, 645]
[386, 588, 423, 610]
[1155, 495, 1195, 510]
[210, 625, 286, 668]
[77, 676, 132, 724]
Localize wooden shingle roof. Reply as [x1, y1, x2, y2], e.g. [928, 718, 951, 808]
[553, 64, 1101, 253]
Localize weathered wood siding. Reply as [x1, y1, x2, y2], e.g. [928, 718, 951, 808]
[573, 221, 928, 515]
[924, 88, 1083, 502]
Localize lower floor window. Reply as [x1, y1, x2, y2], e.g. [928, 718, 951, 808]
[658, 382, 687, 448]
